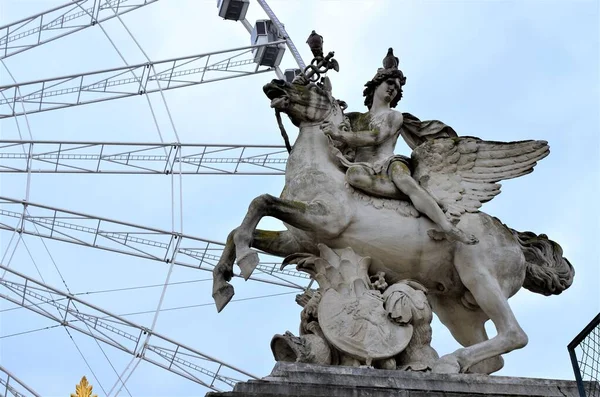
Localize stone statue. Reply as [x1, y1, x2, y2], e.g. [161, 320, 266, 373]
[212, 42, 574, 375]
[321, 60, 477, 244]
[271, 245, 438, 371]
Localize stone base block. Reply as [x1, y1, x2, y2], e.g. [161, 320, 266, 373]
[206, 362, 589, 397]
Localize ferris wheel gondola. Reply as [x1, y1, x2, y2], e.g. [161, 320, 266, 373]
[217, 0, 250, 22]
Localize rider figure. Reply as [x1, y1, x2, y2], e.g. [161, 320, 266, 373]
[321, 59, 478, 245]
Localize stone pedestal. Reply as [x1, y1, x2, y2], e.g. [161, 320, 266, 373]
[206, 362, 589, 397]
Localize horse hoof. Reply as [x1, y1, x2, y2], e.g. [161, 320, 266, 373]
[238, 251, 259, 280]
[467, 355, 504, 374]
[464, 234, 479, 245]
[213, 284, 235, 313]
[431, 356, 461, 374]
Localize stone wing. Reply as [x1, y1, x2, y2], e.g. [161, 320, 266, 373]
[411, 137, 549, 223]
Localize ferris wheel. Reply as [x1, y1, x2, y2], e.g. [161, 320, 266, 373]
[0, 1, 315, 395]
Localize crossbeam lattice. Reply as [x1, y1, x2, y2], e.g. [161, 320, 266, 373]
[0, 41, 284, 118]
[0, 140, 287, 175]
[0, 365, 41, 397]
[0, 264, 258, 392]
[0, 197, 309, 289]
[0, 0, 159, 60]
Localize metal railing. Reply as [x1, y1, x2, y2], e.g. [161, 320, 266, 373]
[569, 313, 600, 396]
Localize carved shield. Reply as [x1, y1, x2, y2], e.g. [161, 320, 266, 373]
[318, 288, 413, 361]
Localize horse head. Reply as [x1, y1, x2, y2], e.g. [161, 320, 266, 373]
[263, 78, 342, 127]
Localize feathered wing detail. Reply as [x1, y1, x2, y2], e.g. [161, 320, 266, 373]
[412, 137, 549, 223]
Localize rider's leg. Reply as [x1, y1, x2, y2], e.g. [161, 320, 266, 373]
[346, 164, 405, 199]
[388, 162, 478, 245]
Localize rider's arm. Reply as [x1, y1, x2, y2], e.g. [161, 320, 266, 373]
[321, 119, 390, 147]
[323, 110, 403, 148]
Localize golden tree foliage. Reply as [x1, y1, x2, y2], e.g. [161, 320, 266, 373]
[70, 376, 98, 397]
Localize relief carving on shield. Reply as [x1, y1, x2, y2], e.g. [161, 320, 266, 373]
[272, 244, 437, 369]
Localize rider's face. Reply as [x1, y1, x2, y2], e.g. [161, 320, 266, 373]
[374, 78, 401, 105]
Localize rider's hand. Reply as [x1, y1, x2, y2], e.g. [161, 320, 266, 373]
[320, 120, 335, 135]
[292, 74, 309, 86]
[321, 120, 345, 142]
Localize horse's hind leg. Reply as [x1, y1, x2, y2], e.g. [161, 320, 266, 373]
[430, 296, 504, 374]
[433, 245, 527, 373]
[212, 228, 304, 312]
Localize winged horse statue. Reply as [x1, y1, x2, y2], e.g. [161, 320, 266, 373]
[212, 48, 574, 375]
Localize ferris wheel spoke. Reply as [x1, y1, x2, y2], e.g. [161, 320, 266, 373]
[0, 42, 283, 119]
[0, 140, 287, 175]
[0, 196, 308, 288]
[0, 364, 41, 397]
[0, 264, 257, 392]
[0, 0, 161, 60]
[255, 0, 305, 69]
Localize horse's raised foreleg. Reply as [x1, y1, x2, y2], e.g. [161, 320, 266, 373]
[213, 229, 238, 312]
[432, 245, 527, 373]
[252, 228, 310, 257]
[212, 228, 306, 312]
[233, 193, 349, 280]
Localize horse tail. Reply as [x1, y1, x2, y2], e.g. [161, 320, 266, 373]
[509, 228, 574, 296]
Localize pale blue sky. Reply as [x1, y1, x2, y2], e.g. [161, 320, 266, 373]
[0, 1, 598, 396]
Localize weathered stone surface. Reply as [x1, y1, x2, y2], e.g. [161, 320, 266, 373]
[272, 246, 437, 370]
[212, 40, 575, 375]
[206, 362, 590, 397]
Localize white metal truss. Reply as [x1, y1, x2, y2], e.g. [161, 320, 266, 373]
[0, 40, 285, 119]
[0, 197, 309, 286]
[255, 0, 305, 70]
[0, 365, 41, 397]
[0, 140, 287, 175]
[0, 264, 258, 392]
[0, 0, 160, 60]
[0, 2, 308, 394]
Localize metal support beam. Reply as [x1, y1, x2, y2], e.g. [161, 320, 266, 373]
[0, 41, 285, 118]
[0, 0, 160, 60]
[0, 264, 258, 392]
[255, 0, 305, 70]
[0, 197, 309, 287]
[0, 140, 287, 175]
[0, 365, 41, 397]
